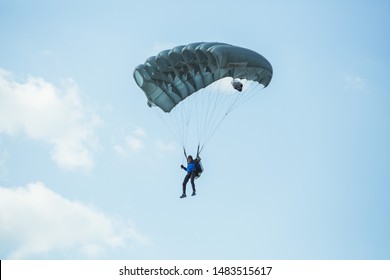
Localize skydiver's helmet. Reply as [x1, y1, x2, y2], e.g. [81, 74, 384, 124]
[232, 79, 243, 92]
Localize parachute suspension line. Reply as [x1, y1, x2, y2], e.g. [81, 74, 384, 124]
[169, 106, 184, 149]
[201, 109, 229, 149]
[199, 84, 216, 144]
[174, 87, 208, 153]
[176, 88, 198, 150]
[240, 83, 265, 110]
[192, 83, 215, 149]
[200, 79, 266, 149]
[188, 82, 207, 150]
[179, 94, 190, 148]
[225, 80, 255, 114]
[199, 79, 231, 146]
[238, 82, 263, 107]
[193, 87, 206, 152]
[197, 82, 217, 148]
[195, 88, 205, 148]
[150, 80, 266, 161]
[158, 81, 265, 158]
[198, 144, 204, 157]
[198, 83, 215, 143]
[226, 81, 265, 115]
[152, 108, 182, 147]
[200, 83, 215, 144]
[198, 78, 233, 149]
[196, 143, 206, 159]
[209, 81, 236, 145]
[160, 96, 187, 151]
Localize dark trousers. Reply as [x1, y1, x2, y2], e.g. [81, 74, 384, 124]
[182, 172, 196, 194]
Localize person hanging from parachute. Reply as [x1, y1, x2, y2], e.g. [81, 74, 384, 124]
[180, 155, 196, 198]
[180, 148, 204, 198]
[133, 42, 272, 198]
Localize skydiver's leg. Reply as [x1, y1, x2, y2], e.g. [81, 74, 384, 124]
[182, 173, 190, 195]
[190, 173, 196, 195]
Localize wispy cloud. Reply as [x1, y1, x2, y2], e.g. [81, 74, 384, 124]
[114, 127, 176, 158]
[127, 137, 144, 152]
[343, 75, 365, 91]
[155, 139, 175, 152]
[114, 127, 146, 157]
[133, 127, 146, 138]
[0, 69, 101, 171]
[0, 182, 148, 259]
[37, 49, 61, 63]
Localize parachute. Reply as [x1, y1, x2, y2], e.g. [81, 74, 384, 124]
[133, 42, 272, 154]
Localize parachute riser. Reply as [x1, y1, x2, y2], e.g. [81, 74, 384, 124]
[183, 143, 203, 160]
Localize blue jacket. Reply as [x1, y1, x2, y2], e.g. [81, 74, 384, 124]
[186, 162, 196, 174]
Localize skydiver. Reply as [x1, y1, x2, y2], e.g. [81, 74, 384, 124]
[180, 155, 197, 198]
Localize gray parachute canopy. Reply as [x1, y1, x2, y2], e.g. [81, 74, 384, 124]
[133, 42, 273, 113]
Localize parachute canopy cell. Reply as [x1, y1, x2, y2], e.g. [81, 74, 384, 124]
[133, 42, 273, 113]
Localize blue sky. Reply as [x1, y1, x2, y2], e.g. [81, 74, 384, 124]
[0, 0, 389, 259]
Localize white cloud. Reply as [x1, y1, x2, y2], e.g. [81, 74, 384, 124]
[114, 127, 176, 159]
[126, 137, 145, 152]
[0, 182, 147, 259]
[344, 75, 365, 90]
[133, 127, 146, 138]
[114, 127, 147, 157]
[0, 69, 101, 171]
[156, 139, 175, 152]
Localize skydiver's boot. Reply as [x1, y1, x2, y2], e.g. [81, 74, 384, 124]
[180, 193, 187, 198]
